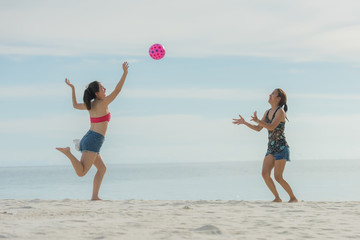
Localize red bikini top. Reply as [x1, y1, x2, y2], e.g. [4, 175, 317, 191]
[90, 112, 111, 123]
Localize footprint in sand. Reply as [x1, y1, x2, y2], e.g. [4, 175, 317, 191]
[193, 225, 222, 235]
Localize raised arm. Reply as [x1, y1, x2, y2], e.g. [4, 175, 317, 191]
[251, 109, 284, 131]
[65, 78, 87, 110]
[232, 112, 267, 132]
[103, 62, 129, 105]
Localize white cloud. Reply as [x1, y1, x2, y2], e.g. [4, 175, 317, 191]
[2, 84, 67, 98]
[292, 93, 360, 101]
[3, 84, 360, 101]
[0, 44, 75, 56]
[1, 0, 360, 62]
[124, 89, 360, 101]
[0, 113, 267, 166]
[1, 112, 360, 166]
[287, 113, 360, 160]
[122, 88, 267, 100]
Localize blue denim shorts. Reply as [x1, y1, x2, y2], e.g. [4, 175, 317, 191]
[265, 146, 290, 162]
[79, 130, 105, 154]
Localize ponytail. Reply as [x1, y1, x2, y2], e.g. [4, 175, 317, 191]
[283, 103, 288, 113]
[276, 88, 289, 121]
[83, 81, 100, 110]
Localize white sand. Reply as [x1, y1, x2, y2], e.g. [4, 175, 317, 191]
[1, 199, 359, 239]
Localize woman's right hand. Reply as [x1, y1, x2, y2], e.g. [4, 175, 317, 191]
[232, 115, 246, 125]
[122, 62, 129, 74]
[65, 78, 74, 88]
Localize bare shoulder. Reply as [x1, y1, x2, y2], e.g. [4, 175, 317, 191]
[92, 99, 107, 107]
[91, 100, 108, 113]
[275, 107, 286, 120]
[277, 107, 285, 114]
[261, 109, 270, 120]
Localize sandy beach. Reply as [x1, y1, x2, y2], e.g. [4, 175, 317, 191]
[0, 199, 359, 239]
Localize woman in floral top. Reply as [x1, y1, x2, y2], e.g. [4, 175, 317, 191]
[233, 89, 297, 203]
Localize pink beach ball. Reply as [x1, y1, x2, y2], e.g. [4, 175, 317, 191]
[149, 43, 166, 60]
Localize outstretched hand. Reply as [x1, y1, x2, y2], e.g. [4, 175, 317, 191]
[251, 111, 259, 123]
[65, 78, 74, 88]
[232, 114, 246, 125]
[123, 62, 129, 73]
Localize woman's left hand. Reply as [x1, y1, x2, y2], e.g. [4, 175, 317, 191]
[251, 111, 259, 123]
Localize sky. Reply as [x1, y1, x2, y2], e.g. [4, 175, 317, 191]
[1, 0, 360, 167]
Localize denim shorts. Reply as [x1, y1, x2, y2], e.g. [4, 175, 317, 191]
[79, 130, 105, 154]
[265, 146, 290, 162]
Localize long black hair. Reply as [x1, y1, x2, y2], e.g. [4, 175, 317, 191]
[83, 81, 100, 110]
[276, 88, 289, 121]
[276, 88, 288, 111]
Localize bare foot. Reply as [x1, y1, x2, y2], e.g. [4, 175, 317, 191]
[288, 198, 298, 203]
[56, 147, 71, 154]
[272, 198, 282, 203]
[91, 197, 102, 201]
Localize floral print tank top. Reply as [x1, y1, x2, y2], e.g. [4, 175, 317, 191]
[265, 107, 289, 153]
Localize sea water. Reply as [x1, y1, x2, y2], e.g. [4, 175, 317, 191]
[0, 160, 359, 201]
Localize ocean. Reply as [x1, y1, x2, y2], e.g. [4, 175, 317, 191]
[0, 160, 359, 201]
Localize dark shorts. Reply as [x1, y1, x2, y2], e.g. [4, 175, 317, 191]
[79, 130, 105, 154]
[265, 146, 290, 162]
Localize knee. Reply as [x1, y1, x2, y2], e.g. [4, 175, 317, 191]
[262, 171, 271, 179]
[77, 171, 86, 177]
[98, 165, 107, 174]
[275, 175, 284, 182]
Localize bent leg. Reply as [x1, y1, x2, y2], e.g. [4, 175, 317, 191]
[79, 151, 98, 177]
[92, 154, 107, 200]
[274, 160, 298, 202]
[262, 154, 281, 202]
[56, 147, 97, 177]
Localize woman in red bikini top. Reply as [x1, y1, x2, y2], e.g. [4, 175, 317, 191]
[56, 62, 129, 200]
